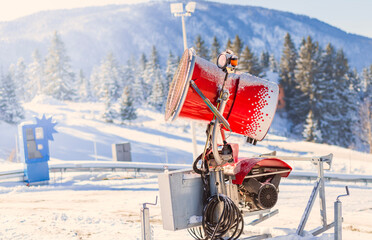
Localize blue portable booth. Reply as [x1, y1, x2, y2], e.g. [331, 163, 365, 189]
[18, 115, 57, 184]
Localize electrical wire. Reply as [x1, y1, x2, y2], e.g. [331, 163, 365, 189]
[202, 194, 244, 240]
[187, 226, 205, 240]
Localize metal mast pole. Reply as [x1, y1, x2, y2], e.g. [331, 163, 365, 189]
[171, 2, 198, 160]
[181, 14, 198, 161]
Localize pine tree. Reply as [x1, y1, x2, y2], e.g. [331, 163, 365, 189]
[194, 35, 209, 59]
[0, 73, 24, 124]
[143, 46, 162, 102]
[226, 38, 233, 51]
[131, 53, 147, 105]
[293, 36, 320, 136]
[279, 33, 298, 126]
[232, 35, 243, 57]
[316, 43, 340, 144]
[260, 51, 270, 70]
[14, 58, 28, 101]
[269, 54, 278, 72]
[102, 98, 116, 123]
[26, 50, 44, 100]
[333, 49, 355, 147]
[119, 86, 137, 123]
[360, 65, 372, 152]
[78, 69, 93, 101]
[239, 45, 263, 77]
[303, 110, 322, 142]
[122, 58, 135, 89]
[139, 53, 147, 72]
[44, 31, 76, 100]
[148, 67, 166, 111]
[95, 52, 122, 102]
[210, 36, 221, 64]
[89, 66, 100, 101]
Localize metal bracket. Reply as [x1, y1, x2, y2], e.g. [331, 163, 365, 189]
[142, 196, 158, 209]
[246, 209, 279, 226]
[190, 80, 231, 131]
[141, 196, 158, 240]
[337, 186, 350, 201]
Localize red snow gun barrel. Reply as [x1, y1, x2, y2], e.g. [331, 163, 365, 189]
[165, 48, 279, 142]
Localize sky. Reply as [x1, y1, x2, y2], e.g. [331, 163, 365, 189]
[0, 0, 371, 38]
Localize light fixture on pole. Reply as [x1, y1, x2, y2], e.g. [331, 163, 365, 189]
[170, 2, 198, 160]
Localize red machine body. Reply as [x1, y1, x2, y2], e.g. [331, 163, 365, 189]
[220, 143, 292, 184]
[228, 157, 292, 185]
[165, 49, 279, 141]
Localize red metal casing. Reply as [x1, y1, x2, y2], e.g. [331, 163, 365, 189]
[223, 158, 292, 185]
[165, 49, 279, 141]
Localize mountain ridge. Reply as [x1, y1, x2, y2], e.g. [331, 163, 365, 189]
[0, 1, 371, 74]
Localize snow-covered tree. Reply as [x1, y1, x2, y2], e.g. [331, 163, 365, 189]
[232, 35, 243, 58]
[148, 67, 166, 112]
[119, 86, 137, 123]
[239, 45, 264, 77]
[13, 58, 28, 101]
[44, 31, 76, 100]
[316, 43, 340, 144]
[131, 53, 147, 105]
[333, 49, 355, 147]
[260, 51, 270, 70]
[102, 99, 117, 123]
[95, 52, 122, 102]
[293, 36, 320, 136]
[360, 65, 372, 152]
[143, 46, 162, 102]
[269, 54, 278, 72]
[0, 73, 24, 124]
[122, 58, 135, 89]
[279, 33, 298, 121]
[194, 35, 209, 59]
[26, 50, 44, 100]
[139, 53, 147, 72]
[303, 110, 322, 142]
[89, 66, 100, 101]
[78, 69, 93, 101]
[359, 65, 372, 152]
[226, 38, 233, 51]
[210, 36, 221, 64]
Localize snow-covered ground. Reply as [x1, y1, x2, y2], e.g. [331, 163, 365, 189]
[0, 96, 371, 239]
[0, 172, 371, 240]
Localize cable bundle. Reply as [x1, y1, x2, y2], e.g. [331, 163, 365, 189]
[202, 194, 244, 240]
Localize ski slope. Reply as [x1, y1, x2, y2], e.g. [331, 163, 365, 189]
[0, 96, 371, 239]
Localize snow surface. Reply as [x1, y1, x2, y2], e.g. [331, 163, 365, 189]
[0, 96, 371, 239]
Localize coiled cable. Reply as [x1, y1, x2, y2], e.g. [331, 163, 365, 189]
[202, 194, 244, 240]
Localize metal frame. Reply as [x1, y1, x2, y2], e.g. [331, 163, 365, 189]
[257, 152, 336, 237]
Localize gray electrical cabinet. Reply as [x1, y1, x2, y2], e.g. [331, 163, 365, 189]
[158, 169, 204, 231]
[112, 143, 131, 161]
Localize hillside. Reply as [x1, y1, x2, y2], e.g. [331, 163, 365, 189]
[1, 95, 371, 175]
[0, 96, 372, 239]
[0, 1, 371, 74]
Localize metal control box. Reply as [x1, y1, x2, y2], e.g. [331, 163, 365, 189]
[112, 143, 131, 161]
[158, 169, 204, 231]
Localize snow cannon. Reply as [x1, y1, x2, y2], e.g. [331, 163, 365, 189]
[165, 48, 279, 142]
[159, 49, 292, 239]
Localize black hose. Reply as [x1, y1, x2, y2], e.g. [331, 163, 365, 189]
[202, 194, 244, 240]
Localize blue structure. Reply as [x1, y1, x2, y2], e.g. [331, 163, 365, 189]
[18, 115, 58, 184]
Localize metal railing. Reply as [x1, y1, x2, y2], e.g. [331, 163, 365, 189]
[1, 161, 371, 184]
